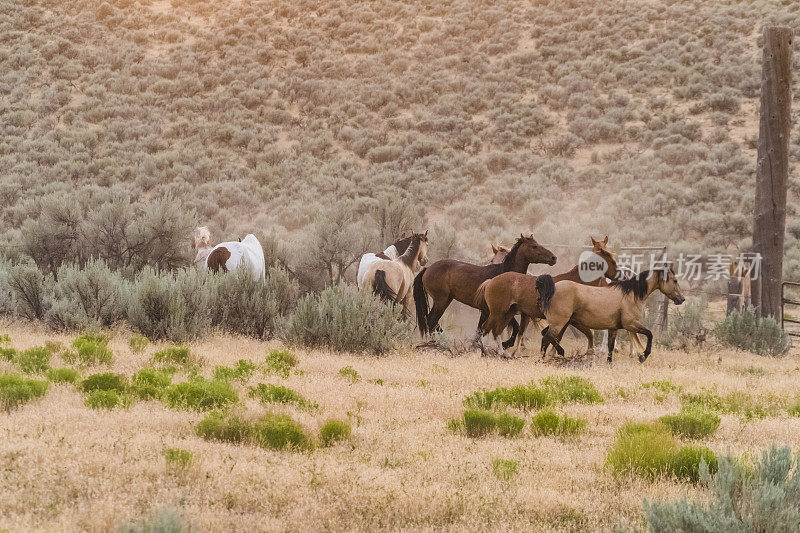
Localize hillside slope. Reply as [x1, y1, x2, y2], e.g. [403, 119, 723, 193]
[2, 0, 800, 269]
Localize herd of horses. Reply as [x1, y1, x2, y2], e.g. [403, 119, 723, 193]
[192, 227, 686, 362]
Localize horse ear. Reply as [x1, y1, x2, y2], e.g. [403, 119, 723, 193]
[520, 233, 524, 240]
[238, 237, 242, 243]
[591, 236, 598, 246]
[491, 244, 498, 253]
[603, 235, 609, 245]
[424, 230, 428, 238]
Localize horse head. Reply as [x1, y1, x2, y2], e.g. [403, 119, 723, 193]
[655, 266, 685, 305]
[415, 230, 429, 266]
[489, 244, 510, 265]
[591, 235, 618, 279]
[515, 234, 556, 267]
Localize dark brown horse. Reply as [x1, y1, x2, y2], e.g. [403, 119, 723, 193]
[414, 235, 556, 345]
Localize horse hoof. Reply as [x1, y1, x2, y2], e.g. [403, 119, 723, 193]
[638, 353, 647, 363]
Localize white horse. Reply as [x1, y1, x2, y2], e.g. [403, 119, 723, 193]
[357, 235, 412, 288]
[193, 227, 265, 280]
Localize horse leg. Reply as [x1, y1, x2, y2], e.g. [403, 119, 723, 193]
[634, 326, 654, 363]
[541, 323, 566, 358]
[540, 326, 550, 356]
[600, 330, 609, 355]
[508, 314, 529, 357]
[427, 296, 451, 335]
[501, 316, 519, 350]
[571, 322, 594, 356]
[607, 329, 617, 364]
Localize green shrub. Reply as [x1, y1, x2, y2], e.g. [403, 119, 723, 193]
[714, 306, 790, 356]
[338, 365, 360, 383]
[464, 376, 601, 412]
[0, 334, 9, 345]
[251, 412, 312, 450]
[129, 334, 149, 354]
[540, 376, 603, 404]
[464, 384, 549, 411]
[85, 389, 125, 409]
[320, 418, 351, 446]
[117, 506, 188, 533]
[164, 378, 237, 411]
[196, 412, 251, 444]
[68, 333, 113, 365]
[492, 457, 519, 481]
[196, 411, 311, 450]
[496, 412, 525, 437]
[249, 383, 317, 410]
[530, 410, 587, 437]
[152, 345, 192, 367]
[131, 369, 173, 399]
[276, 283, 412, 355]
[80, 372, 128, 393]
[163, 447, 193, 470]
[463, 409, 498, 437]
[213, 359, 256, 383]
[0, 374, 48, 410]
[0, 346, 16, 361]
[263, 350, 298, 377]
[47, 367, 79, 384]
[644, 446, 800, 531]
[210, 266, 299, 339]
[461, 409, 524, 438]
[14, 346, 51, 374]
[659, 405, 721, 439]
[47, 259, 127, 330]
[789, 399, 800, 417]
[681, 388, 782, 420]
[606, 422, 717, 482]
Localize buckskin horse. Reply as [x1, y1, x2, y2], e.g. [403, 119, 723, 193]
[357, 236, 413, 288]
[414, 234, 556, 345]
[365, 231, 429, 318]
[475, 236, 618, 357]
[537, 266, 685, 363]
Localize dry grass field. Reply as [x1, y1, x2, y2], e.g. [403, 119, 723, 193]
[1, 320, 799, 532]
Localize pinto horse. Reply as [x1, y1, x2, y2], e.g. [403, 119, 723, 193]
[537, 266, 685, 363]
[475, 236, 618, 357]
[365, 232, 429, 317]
[414, 234, 556, 344]
[357, 236, 413, 288]
[194, 228, 266, 280]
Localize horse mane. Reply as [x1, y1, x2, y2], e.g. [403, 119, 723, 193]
[399, 235, 422, 267]
[609, 270, 650, 300]
[392, 236, 412, 255]
[193, 226, 211, 250]
[501, 237, 526, 270]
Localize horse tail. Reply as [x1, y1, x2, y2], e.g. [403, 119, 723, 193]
[474, 280, 490, 309]
[413, 268, 429, 335]
[536, 274, 555, 314]
[372, 270, 396, 303]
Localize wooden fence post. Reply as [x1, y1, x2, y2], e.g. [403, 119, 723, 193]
[752, 26, 792, 318]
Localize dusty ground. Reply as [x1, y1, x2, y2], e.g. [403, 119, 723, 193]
[1, 320, 799, 532]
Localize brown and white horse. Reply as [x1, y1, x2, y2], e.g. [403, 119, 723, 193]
[193, 227, 266, 280]
[365, 232, 429, 317]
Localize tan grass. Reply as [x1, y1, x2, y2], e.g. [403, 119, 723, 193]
[0, 320, 799, 531]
